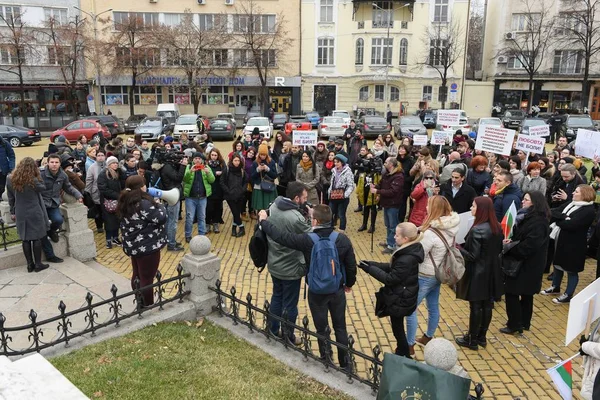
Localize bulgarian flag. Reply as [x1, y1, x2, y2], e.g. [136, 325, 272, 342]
[501, 201, 518, 239]
[547, 354, 579, 400]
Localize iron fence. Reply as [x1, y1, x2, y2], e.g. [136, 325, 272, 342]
[0, 264, 190, 357]
[0, 218, 21, 251]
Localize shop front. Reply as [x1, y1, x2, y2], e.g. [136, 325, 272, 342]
[495, 80, 584, 113]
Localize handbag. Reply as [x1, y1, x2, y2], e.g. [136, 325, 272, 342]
[330, 188, 344, 200]
[374, 287, 390, 318]
[260, 173, 276, 192]
[103, 199, 118, 214]
[500, 240, 523, 278]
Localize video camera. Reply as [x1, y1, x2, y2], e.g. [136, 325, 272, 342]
[360, 157, 383, 175]
[155, 147, 186, 165]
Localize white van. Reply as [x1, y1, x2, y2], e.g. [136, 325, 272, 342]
[156, 103, 180, 120]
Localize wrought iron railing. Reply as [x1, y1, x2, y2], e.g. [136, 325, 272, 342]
[0, 218, 21, 251]
[0, 264, 190, 357]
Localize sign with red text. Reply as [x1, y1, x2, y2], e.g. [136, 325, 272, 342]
[431, 130, 449, 145]
[575, 128, 600, 159]
[292, 130, 317, 146]
[474, 125, 516, 156]
[515, 134, 545, 154]
[528, 124, 550, 137]
[436, 110, 461, 126]
[413, 134, 428, 146]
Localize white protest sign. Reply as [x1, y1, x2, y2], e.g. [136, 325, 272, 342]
[528, 124, 550, 137]
[456, 211, 475, 245]
[515, 134, 545, 154]
[413, 134, 428, 146]
[431, 131, 448, 145]
[566, 277, 600, 345]
[292, 130, 317, 147]
[475, 125, 516, 156]
[575, 128, 600, 159]
[436, 110, 461, 126]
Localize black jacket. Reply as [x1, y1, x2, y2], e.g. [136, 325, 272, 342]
[550, 202, 595, 273]
[363, 242, 423, 318]
[97, 168, 124, 202]
[377, 165, 404, 208]
[440, 181, 476, 214]
[466, 169, 492, 196]
[549, 174, 584, 208]
[160, 162, 186, 191]
[220, 165, 246, 202]
[260, 221, 357, 289]
[121, 198, 167, 257]
[397, 155, 415, 199]
[207, 161, 224, 200]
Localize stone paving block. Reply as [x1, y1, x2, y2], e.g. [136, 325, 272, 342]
[0, 285, 36, 298]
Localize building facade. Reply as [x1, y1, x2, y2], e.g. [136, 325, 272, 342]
[300, 0, 469, 117]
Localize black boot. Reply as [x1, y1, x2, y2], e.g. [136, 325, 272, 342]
[22, 241, 35, 273]
[358, 207, 370, 231]
[231, 225, 237, 237]
[455, 334, 478, 350]
[237, 226, 245, 237]
[368, 208, 377, 233]
[213, 223, 220, 234]
[477, 301, 493, 346]
[32, 240, 49, 272]
[357, 224, 367, 232]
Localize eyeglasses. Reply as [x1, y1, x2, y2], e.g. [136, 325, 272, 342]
[424, 177, 435, 180]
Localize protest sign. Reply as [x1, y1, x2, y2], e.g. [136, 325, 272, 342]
[431, 131, 448, 145]
[574, 128, 600, 159]
[566, 277, 600, 345]
[455, 211, 475, 245]
[528, 124, 550, 137]
[474, 125, 516, 156]
[515, 134, 545, 154]
[436, 110, 461, 126]
[292, 130, 317, 147]
[413, 134, 428, 146]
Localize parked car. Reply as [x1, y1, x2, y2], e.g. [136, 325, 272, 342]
[243, 111, 261, 127]
[272, 113, 289, 130]
[305, 111, 321, 128]
[562, 114, 597, 142]
[285, 121, 312, 136]
[317, 117, 348, 138]
[357, 116, 391, 138]
[123, 114, 147, 133]
[207, 118, 236, 140]
[51, 119, 111, 143]
[501, 109, 526, 130]
[243, 117, 273, 139]
[0, 125, 41, 147]
[422, 110, 437, 129]
[87, 115, 123, 138]
[394, 116, 427, 139]
[520, 117, 550, 135]
[173, 114, 200, 139]
[217, 113, 237, 129]
[332, 110, 351, 125]
[289, 115, 309, 124]
[435, 110, 471, 133]
[472, 117, 503, 133]
[134, 117, 172, 141]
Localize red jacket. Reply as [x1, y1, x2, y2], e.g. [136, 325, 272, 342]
[409, 181, 431, 227]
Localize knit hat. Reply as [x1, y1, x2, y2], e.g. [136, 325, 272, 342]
[328, 136, 336, 142]
[164, 136, 174, 144]
[89, 139, 99, 147]
[192, 152, 205, 160]
[334, 138, 344, 145]
[258, 143, 269, 156]
[252, 127, 260, 136]
[317, 141, 326, 148]
[56, 135, 66, 143]
[106, 156, 119, 167]
[334, 154, 348, 165]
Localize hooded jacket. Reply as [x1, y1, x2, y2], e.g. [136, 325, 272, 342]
[377, 164, 404, 208]
[418, 213, 461, 276]
[493, 183, 523, 222]
[85, 159, 105, 204]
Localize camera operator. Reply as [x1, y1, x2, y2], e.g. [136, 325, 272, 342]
[157, 147, 188, 252]
[355, 150, 383, 233]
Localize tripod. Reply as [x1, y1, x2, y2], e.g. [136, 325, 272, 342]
[364, 173, 377, 253]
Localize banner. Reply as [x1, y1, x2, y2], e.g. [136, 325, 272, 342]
[292, 130, 317, 146]
[515, 134, 545, 154]
[528, 124, 550, 137]
[413, 134, 428, 146]
[431, 130, 448, 145]
[436, 110, 461, 126]
[574, 128, 600, 159]
[475, 125, 516, 156]
[566, 277, 600, 345]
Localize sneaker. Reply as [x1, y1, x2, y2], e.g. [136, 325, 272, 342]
[106, 240, 112, 249]
[540, 286, 560, 295]
[112, 238, 122, 246]
[46, 256, 63, 263]
[167, 245, 184, 252]
[97, 228, 104, 234]
[382, 247, 394, 255]
[553, 293, 572, 304]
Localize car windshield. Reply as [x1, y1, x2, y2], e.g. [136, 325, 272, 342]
[306, 112, 320, 118]
[274, 114, 287, 119]
[333, 111, 350, 118]
[569, 116, 593, 127]
[401, 117, 422, 125]
[480, 118, 502, 125]
[218, 114, 232, 118]
[247, 112, 260, 118]
[128, 116, 144, 122]
[211, 119, 228, 125]
[523, 119, 546, 127]
[248, 118, 269, 126]
[177, 116, 197, 125]
[323, 117, 344, 124]
[366, 117, 386, 124]
[141, 119, 161, 127]
[506, 111, 525, 117]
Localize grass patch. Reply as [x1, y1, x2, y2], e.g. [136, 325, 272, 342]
[51, 320, 352, 400]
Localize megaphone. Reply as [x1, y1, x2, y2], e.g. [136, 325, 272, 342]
[147, 187, 179, 206]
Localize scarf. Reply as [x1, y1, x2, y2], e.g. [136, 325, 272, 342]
[324, 160, 334, 171]
[549, 201, 593, 240]
[299, 159, 313, 171]
[515, 207, 529, 226]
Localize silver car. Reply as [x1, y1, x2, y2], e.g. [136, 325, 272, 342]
[473, 117, 502, 133]
[318, 117, 347, 138]
[395, 116, 427, 138]
[134, 117, 170, 141]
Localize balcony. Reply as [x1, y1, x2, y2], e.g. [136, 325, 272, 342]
[352, 0, 414, 24]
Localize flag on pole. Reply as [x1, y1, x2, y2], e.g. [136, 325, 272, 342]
[547, 355, 578, 400]
[501, 201, 518, 239]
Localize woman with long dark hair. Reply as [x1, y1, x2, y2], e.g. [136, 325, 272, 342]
[97, 156, 124, 249]
[296, 150, 320, 205]
[319, 150, 336, 204]
[220, 154, 247, 237]
[251, 143, 278, 212]
[118, 175, 167, 307]
[455, 196, 504, 350]
[206, 148, 226, 233]
[243, 147, 256, 219]
[7, 157, 50, 273]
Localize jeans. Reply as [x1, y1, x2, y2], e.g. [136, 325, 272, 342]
[41, 207, 64, 258]
[552, 269, 579, 296]
[269, 276, 302, 339]
[329, 198, 350, 230]
[505, 294, 534, 330]
[406, 275, 441, 345]
[0, 171, 7, 200]
[390, 316, 410, 358]
[166, 201, 181, 246]
[383, 207, 400, 249]
[308, 289, 349, 367]
[185, 197, 207, 238]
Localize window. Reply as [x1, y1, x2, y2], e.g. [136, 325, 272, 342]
[0, 5, 20, 25]
[163, 13, 184, 27]
[434, 0, 448, 23]
[355, 38, 364, 65]
[438, 86, 447, 103]
[399, 38, 408, 65]
[507, 54, 529, 69]
[166, 49, 184, 67]
[320, 0, 333, 23]
[44, 8, 68, 25]
[556, 12, 585, 35]
[115, 47, 159, 67]
[201, 86, 228, 105]
[422, 86, 433, 101]
[317, 38, 334, 65]
[101, 86, 129, 105]
[390, 86, 400, 102]
[168, 87, 190, 104]
[429, 39, 447, 66]
[199, 14, 224, 31]
[0, 46, 23, 65]
[233, 14, 276, 33]
[511, 13, 540, 32]
[83, 121, 96, 129]
[372, 1, 393, 28]
[113, 12, 158, 30]
[202, 49, 229, 67]
[371, 38, 392, 65]
[134, 86, 163, 105]
[359, 86, 369, 101]
[553, 50, 583, 74]
[233, 49, 276, 67]
[47, 46, 70, 65]
[375, 85, 384, 101]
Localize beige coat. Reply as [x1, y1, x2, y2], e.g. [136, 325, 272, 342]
[296, 163, 321, 204]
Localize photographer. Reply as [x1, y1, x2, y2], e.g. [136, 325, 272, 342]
[183, 152, 215, 242]
[356, 150, 383, 234]
[158, 147, 188, 252]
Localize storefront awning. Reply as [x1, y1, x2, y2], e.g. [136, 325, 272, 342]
[542, 82, 582, 91]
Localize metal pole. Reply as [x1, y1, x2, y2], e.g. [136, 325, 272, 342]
[93, 17, 103, 116]
[385, 21, 389, 109]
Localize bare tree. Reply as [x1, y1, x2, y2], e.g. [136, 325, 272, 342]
[466, 7, 484, 79]
[556, 0, 600, 111]
[418, 19, 465, 109]
[230, 0, 294, 115]
[495, 0, 555, 110]
[0, 9, 36, 120]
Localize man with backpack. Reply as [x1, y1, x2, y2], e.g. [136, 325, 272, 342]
[258, 204, 357, 371]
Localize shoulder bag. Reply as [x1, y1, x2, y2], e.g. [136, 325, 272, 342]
[260, 172, 276, 193]
[499, 240, 522, 278]
[329, 172, 345, 200]
[428, 228, 465, 286]
[103, 199, 118, 214]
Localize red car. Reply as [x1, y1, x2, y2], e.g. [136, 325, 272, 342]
[284, 121, 312, 135]
[51, 119, 111, 143]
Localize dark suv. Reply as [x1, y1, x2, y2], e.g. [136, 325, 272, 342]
[501, 110, 526, 130]
[562, 114, 597, 142]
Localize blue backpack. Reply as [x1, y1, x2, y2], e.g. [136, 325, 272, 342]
[307, 232, 344, 295]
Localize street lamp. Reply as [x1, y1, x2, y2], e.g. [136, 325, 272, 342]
[74, 6, 112, 116]
[372, 2, 410, 109]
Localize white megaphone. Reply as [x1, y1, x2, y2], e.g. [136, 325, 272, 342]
[147, 187, 179, 206]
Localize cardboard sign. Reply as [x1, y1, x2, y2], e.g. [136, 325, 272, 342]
[292, 130, 317, 146]
[575, 128, 600, 159]
[456, 211, 475, 245]
[436, 110, 461, 126]
[528, 124, 550, 137]
[413, 134, 428, 146]
[431, 130, 448, 145]
[566, 277, 600, 345]
[474, 125, 516, 156]
[515, 134, 545, 154]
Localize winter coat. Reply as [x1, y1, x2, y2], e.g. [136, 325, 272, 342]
[139, 147, 152, 163]
[159, 162, 186, 191]
[314, 148, 328, 164]
[384, 142, 398, 158]
[550, 202, 595, 273]
[183, 165, 215, 198]
[7, 177, 50, 241]
[465, 169, 492, 196]
[542, 165, 556, 198]
[550, 175, 584, 208]
[504, 210, 549, 295]
[296, 163, 321, 205]
[349, 136, 366, 168]
[265, 196, 311, 280]
[243, 156, 255, 183]
[364, 241, 424, 318]
[97, 168, 124, 203]
[329, 165, 355, 199]
[510, 169, 524, 188]
[518, 175, 547, 196]
[440, 182, 477, 215]
[418, 213, 461, 276]
[457, 222, 504, 301]
[376, 165, 404, 209]
[409, 181, 435, 227]
[581, 329, 600, 400]
[493, 184, 522, 222]
[251, 158, 278, 186]
[319, 162, 334, 187]
[220, 165, 246, 202]
[121, 198, 167, 257]
[0, 136, 15, 174]
[65, 169, 85, 192]
[41, 167, 82, 209]
[397, 155, 415, 200]
[85, 161, 105, 205]
[85, 156, 95, 172]
[207, 161, 224, 200]
[356, 172, 381, 206]
[440, 160, 468, 184]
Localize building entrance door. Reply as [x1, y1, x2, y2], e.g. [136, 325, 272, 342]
[591, 87, 600, 120]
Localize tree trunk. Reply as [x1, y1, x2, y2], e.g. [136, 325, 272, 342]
[582, 54, 591, 112]
[528, 76, 534, 112]
[17, 64, 25, 126]
[129, 69, 136, 117]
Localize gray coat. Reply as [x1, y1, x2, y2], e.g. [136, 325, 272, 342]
[296, 163, 321, 204]
[85, 161, 104, 204]
[7, 176, 50, 241]
[518, 175, 546, 196]
[41, 167, 82, 209]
